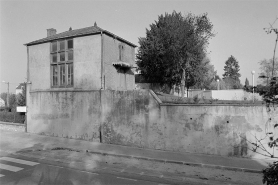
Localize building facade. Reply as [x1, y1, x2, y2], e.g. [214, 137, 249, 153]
[24, 24, 136, 141]
[25, 23, 136, 92]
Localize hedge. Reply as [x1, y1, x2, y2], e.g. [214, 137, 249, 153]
[0, 112, 25, 124]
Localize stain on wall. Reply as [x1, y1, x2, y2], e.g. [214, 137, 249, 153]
[27, 90, 101, 142]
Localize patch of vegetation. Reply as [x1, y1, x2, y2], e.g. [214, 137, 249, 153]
[262, 161, 278, 185]
[0, 111, 25, 123]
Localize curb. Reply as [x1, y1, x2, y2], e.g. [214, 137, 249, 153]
[0, 122, 24, 126]
[17, 146, 262, 174]
[49, 147, 262, 174]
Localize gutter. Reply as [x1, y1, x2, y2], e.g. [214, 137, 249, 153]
[101, 31, 104, 89]
[25, 31, 137, 48]
[25, 46, 29, 133]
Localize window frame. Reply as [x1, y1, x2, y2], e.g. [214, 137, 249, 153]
[50, 39, 74, 88]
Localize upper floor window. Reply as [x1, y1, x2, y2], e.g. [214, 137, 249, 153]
[119, 44, 124, 61]
[50, 39, 74, 87]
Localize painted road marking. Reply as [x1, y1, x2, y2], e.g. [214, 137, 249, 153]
[1, 157, 39, 166]
[0, 174, 5, 177]
[0, 164, 23, 172]
[116, 177, 137, 181]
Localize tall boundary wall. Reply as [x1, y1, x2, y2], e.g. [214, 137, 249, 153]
[27, 89, 278, 158]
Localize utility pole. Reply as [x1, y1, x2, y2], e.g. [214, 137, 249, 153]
[251, 71, 255, 103]
[7, 82, 9, 107]
[272, 31, 278, 77]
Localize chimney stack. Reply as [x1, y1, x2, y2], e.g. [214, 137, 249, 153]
[47, 28, 57, 37]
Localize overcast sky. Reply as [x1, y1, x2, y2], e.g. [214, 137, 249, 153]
[0, 0, 277, 93]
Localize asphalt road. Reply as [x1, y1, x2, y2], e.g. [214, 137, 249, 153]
[0, 128, 263, 185]
[0, 155, 169, 185]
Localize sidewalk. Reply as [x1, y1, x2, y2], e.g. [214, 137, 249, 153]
[1, 124, 275, 174]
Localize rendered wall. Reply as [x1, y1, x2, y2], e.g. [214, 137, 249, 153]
[28, 43, 51, 90]
[27, 89, 278, 158]
[101, 90, 277, 158]
[103, 34, 135, 90]
[28, 35, 102, 91]
[188, 89, 262, 101]
[27, 90, 101, 142]
[74, 35, 102, 89]
[211, 90, 262, 101]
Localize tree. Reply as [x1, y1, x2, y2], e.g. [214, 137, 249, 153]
[223, 77, 242, 89]
[0, 92, 16, 109]
[192, 57, 217, 90]
[245, 78, 250, 86]
[136, 11, 215, 93]
[258, 58, 278, 85]
[263, 161, 278, 185]
[222, 55, 242, 89]
[16, 85, 26, 106]
[209, 79, 226, 90]
[9, 94, 17, 111]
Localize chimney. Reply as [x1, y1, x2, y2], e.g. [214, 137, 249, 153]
[47, 28, 57, 37]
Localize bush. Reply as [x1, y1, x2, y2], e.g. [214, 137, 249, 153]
[0, 111, 25, 123]
[262, 161, 278, 185]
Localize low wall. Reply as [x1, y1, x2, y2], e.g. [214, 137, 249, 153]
[27, 89, 278, 158]
[27, 90, 101, 141]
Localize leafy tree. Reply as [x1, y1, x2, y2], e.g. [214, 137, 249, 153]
[223, 77, 242, 89]
[192, 57, 217, 90]
[263, 161, 278, 185]
[16, 85, 26, 106]
[223, 55, 241, 79]
[136, 11, 215, 92]
[209, 79, 227, 90]
[214, 75, 221, 81]
[0, 92, 17, 109]
[258, 58, 278, 85]
[245, 78, 250, 86]
[9, 94, 17, 111]
[222, 55, 242, 89]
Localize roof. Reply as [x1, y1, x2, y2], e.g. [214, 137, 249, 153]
[16, 83, 25, 90]
[25, 25, 137, 47]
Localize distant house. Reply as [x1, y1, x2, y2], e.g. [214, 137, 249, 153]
[0, 98, 5, 107]
[15, 83, 25, 94]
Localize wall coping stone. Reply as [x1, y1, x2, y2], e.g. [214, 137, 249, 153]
[149, 90, 265, 107]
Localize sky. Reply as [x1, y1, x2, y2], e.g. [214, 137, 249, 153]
[0, 0, 277, 93]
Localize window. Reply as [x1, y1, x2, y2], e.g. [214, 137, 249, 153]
[51, 39, 73, 87]
[119, 45, 124, 61]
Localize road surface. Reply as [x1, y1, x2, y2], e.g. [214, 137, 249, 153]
[0, 154, 170, 185]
